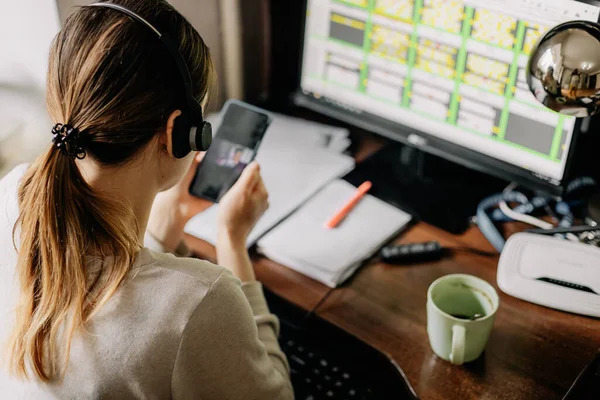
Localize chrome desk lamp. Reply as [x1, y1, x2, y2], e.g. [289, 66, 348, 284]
[528, 20, 600, 229]
[527, 21, 600, 118]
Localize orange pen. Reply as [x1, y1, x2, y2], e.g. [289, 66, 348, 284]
[325, 181, 373, 229]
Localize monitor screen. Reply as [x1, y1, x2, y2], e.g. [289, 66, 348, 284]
[297, 0, 600, 190]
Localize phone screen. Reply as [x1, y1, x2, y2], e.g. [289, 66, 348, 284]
[189, 101, 271, 202]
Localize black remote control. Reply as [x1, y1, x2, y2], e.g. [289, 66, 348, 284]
[380, 241, 445, 264]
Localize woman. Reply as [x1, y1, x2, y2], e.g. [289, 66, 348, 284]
[0, 0, 293, 398]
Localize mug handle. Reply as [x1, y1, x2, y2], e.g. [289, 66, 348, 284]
[450, 324, 466, 365]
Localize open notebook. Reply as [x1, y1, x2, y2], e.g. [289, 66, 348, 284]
[258, 179, 412, 288]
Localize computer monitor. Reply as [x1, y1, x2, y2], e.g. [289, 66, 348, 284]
[295, 0, 600, 194]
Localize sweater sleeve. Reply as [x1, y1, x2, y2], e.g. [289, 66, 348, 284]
[171, 270, 293, 400]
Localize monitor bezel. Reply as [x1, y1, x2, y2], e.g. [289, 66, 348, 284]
[293, 0, 600, 195]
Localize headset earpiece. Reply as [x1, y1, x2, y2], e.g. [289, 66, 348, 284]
[187, 98, 212, 152]
[171, 100, 212, 159]
[195, 121, 213, 152]
[171, 112, 212, 159]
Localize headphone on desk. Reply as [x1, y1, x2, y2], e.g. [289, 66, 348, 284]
[89, 2, 212, 158]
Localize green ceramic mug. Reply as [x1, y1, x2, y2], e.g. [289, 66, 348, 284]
[427, 274, 499, 365]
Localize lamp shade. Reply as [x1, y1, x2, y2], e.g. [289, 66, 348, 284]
[527, 21, 600, 117]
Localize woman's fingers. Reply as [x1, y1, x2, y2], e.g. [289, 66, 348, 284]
[255, 176, 268, 199]
[236, 162, 261, 193]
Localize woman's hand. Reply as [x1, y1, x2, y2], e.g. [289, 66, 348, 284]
[217, 162, 269, 246]
[147, 153, 212, 252]
[216, 162, 269, 282]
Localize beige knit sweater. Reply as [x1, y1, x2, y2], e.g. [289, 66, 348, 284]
[0, 164, 293, 399]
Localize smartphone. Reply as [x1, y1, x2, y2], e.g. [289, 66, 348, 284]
[189, 100, 272, 202]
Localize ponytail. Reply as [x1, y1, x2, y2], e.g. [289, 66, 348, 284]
[4, 0, 215, 381]
[7, 148, 139, 381]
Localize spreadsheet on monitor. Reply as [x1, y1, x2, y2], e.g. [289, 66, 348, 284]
[300, 0, 600, 183]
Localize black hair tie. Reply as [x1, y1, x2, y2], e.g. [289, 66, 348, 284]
[52, 123, 87, 160]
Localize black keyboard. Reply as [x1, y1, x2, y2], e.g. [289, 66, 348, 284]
[264, 289, 419, 400]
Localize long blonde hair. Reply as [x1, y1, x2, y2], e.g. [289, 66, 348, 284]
[6, 0, 215, 381]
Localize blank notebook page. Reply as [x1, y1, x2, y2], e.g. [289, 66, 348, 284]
[258, 179, 412, 274]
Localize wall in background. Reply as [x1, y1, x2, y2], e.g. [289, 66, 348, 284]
[0, 0, 60, 90]
[0, 0, 60, 175]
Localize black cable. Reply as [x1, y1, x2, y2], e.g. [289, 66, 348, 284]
[526, 225, 599, 235]
[305, 287, 337, 320]
[303, 252, 386, 319]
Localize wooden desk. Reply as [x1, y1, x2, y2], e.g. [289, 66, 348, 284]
[185, 137, 600, 400]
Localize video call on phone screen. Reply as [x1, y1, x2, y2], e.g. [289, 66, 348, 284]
[191, 104, 270, 202]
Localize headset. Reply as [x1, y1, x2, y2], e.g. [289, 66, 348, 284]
[89, 2, 212, 158]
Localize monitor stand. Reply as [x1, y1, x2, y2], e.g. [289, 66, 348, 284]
[343, 143, 506, 234]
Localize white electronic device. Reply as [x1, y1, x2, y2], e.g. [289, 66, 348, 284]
[497, 233, 600, 318]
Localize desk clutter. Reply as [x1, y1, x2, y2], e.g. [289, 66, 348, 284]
[475, 179, 600, 318]
[185, 112, 412, 286]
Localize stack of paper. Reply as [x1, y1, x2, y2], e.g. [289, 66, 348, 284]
[258, 179, 412, 288]
[184, 112, 355, 247]
[203, 111, 352, 153]
[272, 113, 351, 153]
